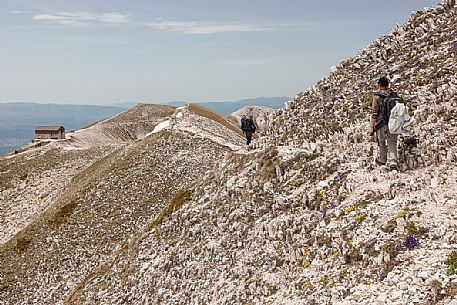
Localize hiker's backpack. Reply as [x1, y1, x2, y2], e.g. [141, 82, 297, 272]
[241, 117, 249, 131]
[388, 102, 414, 135]
[374, 91, 404, 132]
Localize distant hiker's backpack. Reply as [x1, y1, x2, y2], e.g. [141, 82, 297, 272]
[241, 117, 249, 131]
[374, 91, 409, 134]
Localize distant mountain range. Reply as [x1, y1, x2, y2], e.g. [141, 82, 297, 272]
[115, 96, 290, 116]
[0, 97, 288, 155]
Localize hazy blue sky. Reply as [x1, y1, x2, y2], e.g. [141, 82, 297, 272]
[1, 0, 438, 105]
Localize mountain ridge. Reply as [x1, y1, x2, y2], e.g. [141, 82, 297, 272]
[61, 1, 456, 304]
[0, 1, 456, 304]
[0, 103, 245, 304]
[0, 97, 288, 155]
[115, 96, 290, 115]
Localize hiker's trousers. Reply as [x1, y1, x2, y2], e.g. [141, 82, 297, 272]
[245, 131, 253, 145]
[377, 125, 398, 164]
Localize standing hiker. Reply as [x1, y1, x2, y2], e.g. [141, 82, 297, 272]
[369, 76, 398, 169]
[241, 114, 256, 147]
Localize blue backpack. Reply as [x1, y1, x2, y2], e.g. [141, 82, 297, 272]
[241, 117, 249, 131]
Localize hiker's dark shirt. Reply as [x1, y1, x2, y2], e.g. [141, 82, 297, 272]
[371, 89, 392, 119]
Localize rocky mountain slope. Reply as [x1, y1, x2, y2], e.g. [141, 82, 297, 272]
[1, 1, 456, 305]
[0, 104, 245, 304]
[59, 1, 456, 305]
[265, 0, 456, 153]
[0, 104, 175, 245]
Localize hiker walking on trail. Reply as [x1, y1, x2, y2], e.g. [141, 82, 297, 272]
[369, 76, 399, 169]
[241, 114, 256, 146]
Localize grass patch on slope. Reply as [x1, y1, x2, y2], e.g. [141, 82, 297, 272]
[48, 200, 79, 228]
[188, 103, 244, 136]
[146, 188, 192, 231]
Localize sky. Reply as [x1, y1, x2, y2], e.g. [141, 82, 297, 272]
[0, 0, 439, 105]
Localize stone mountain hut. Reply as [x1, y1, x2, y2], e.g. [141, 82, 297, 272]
[34, 126, 66, 140]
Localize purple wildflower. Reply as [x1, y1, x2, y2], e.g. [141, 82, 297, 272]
[336, 172, 348, 180]
[403, 235, 419, 250]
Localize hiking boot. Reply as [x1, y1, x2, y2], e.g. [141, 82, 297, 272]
[375, 158, 386, 166]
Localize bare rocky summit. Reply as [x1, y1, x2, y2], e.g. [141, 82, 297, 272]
[1, 1, 457, 305]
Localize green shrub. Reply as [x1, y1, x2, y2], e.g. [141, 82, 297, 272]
[445, 251, 457, 275]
